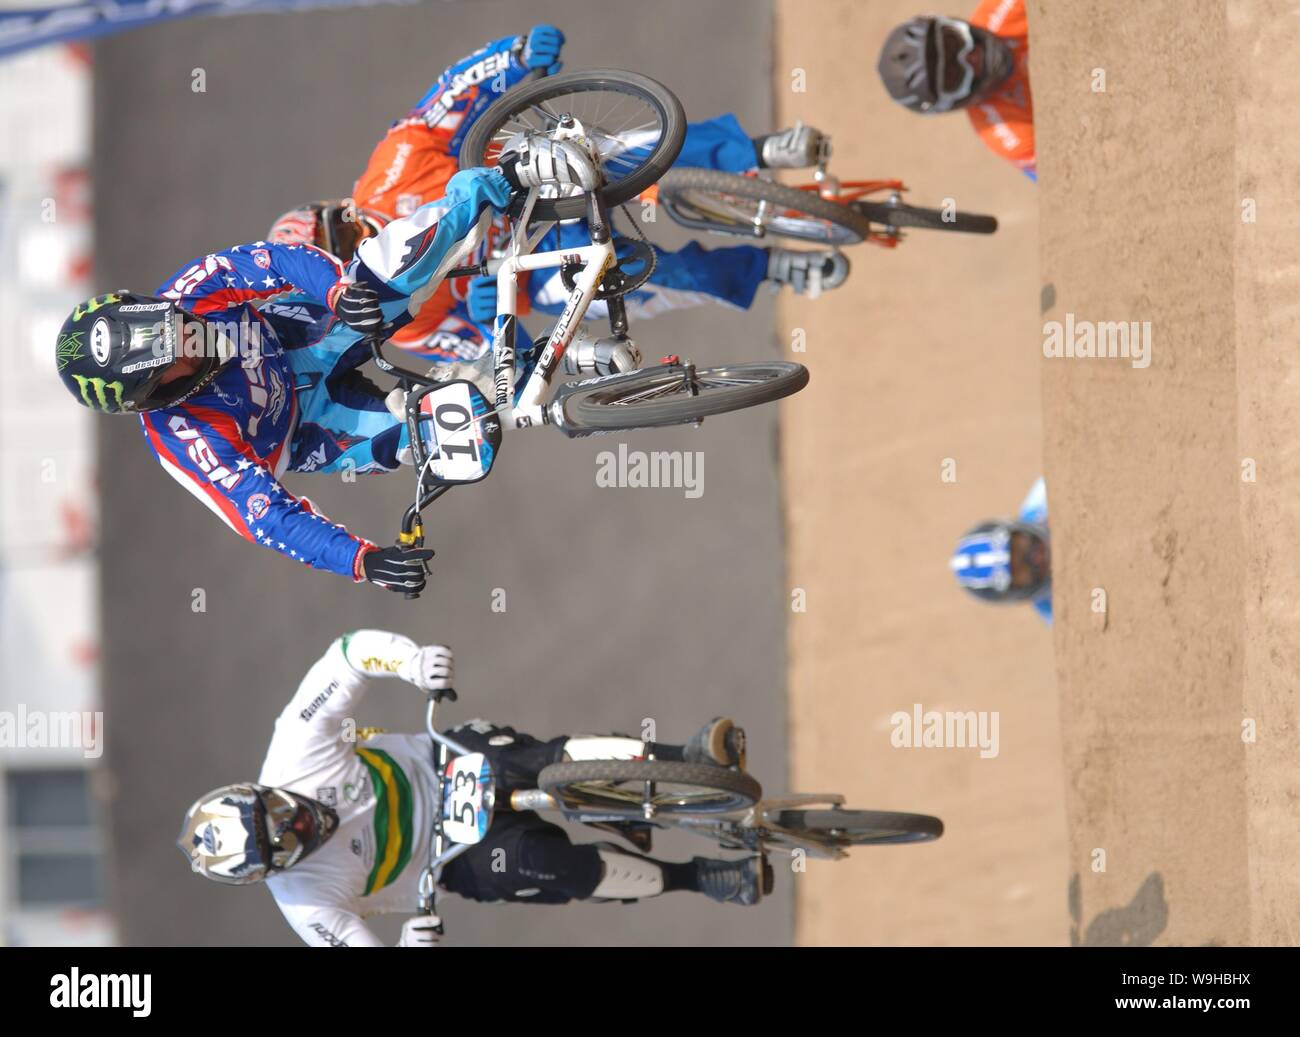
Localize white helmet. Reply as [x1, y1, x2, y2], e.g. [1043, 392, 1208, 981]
[177, 783, 338, 885]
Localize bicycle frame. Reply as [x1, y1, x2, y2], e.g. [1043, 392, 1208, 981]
[414, 692, 862, 919]
[370, 180, 639, 548]
[485, 187, 619, 428]
[373, 184, 626, 432]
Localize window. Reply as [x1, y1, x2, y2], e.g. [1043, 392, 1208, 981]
[4, 768, 104, 908]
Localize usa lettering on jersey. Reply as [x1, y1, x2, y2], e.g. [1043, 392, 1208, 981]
[161, 254, 236, 299]
[167, 415, 243, 490]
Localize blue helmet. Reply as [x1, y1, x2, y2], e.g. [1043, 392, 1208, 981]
[950, 520, 1049, 603]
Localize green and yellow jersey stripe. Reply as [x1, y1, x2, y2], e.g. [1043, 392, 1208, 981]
[356, 747, 415, 895]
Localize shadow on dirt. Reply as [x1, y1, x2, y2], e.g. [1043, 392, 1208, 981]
[1069, 871, 1169, 946]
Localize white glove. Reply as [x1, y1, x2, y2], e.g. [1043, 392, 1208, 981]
[397, 644, 455, 695]
[398, 915, 442, 947]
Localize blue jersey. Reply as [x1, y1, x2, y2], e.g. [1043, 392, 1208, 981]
[1017, 477, 1051, 623]
[139, 169, 515, 580]
[408, 33, 536, 159]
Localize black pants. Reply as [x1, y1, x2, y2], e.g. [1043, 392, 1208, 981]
[438, 721, 604, 904]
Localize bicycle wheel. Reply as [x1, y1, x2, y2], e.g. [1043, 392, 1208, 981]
[658, 167, 873, 245]
[539, 760, 762, 815]
[773, 809, 943, 846]
[558, 361, 808, 431]
[854, 200, 998, 234]
[459, 69, 686, 222]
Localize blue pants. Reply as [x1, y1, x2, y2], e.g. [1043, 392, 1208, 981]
[287, 329, 410, 475]
[530, 114, 769, 319]
[676, 112, 760, 171]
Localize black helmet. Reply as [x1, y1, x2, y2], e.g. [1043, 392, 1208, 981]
[877, 16, 1014, 114]
[55, 292, 223, 413]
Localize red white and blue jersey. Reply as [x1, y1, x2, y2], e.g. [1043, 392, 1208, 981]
[136, 171, 515, 581]
[140, 243, 373, 580]
[156, 240, 344, 315]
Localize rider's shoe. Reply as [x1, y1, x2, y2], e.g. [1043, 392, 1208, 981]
[755, 121, 829, 169]
[694, 855, 769, 906]
[683, 717, 747, 770]
[766, 248, 850, 298]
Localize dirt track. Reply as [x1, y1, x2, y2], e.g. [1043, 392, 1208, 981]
[1032, 0, 1300, 946]
[776, 1, 1065, 945]
[780, 0, 1300, 947]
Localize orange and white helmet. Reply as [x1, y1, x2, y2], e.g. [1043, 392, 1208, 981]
[268, 199, 388, 262]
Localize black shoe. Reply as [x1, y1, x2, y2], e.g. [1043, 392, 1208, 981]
[695, 855, 764, 906]
[683, 717, 747, 769]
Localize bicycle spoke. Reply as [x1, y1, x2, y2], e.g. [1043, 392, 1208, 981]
[526, 103, 563, 126]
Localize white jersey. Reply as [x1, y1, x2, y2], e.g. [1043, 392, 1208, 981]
[260, 636, 437, 947]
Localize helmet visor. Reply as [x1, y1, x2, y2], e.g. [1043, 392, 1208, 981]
[258, 787, 334, 873]
[931, 17, 979, 110]
[138, 312, 222, 410]
[1009, 529, 1049, 592]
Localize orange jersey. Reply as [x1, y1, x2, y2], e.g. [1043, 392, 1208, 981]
[351, 34, 537, 356]
[966, 0, 1035, 180]
[353, 120, 464, 350]
[353, 118, 458, 222]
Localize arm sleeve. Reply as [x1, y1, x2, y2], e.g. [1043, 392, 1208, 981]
[272, 882, 388, 948]
[352, 167, 514, 322]
[407, 33, 534, 158]
[140, 407, 374, 579]
[156, 242, 344, 315]
[260, 633, 418, 773]
[293, 907, 387, 948]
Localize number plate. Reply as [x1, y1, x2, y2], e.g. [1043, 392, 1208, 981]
[441, 752, 495, 844]
[418, 381, 501, 483]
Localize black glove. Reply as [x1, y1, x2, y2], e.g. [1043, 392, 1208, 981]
[363, 545, 435, 593]
[331, 281, 384, 334]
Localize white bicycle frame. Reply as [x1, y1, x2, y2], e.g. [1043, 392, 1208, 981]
[486, 184, 618, 430]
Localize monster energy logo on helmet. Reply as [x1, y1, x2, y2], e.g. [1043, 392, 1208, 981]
[55, 332, 85, 372]
[56, 290, 225, 414]
[71, 375, 127, 412]
[70, 293, 122, 323]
